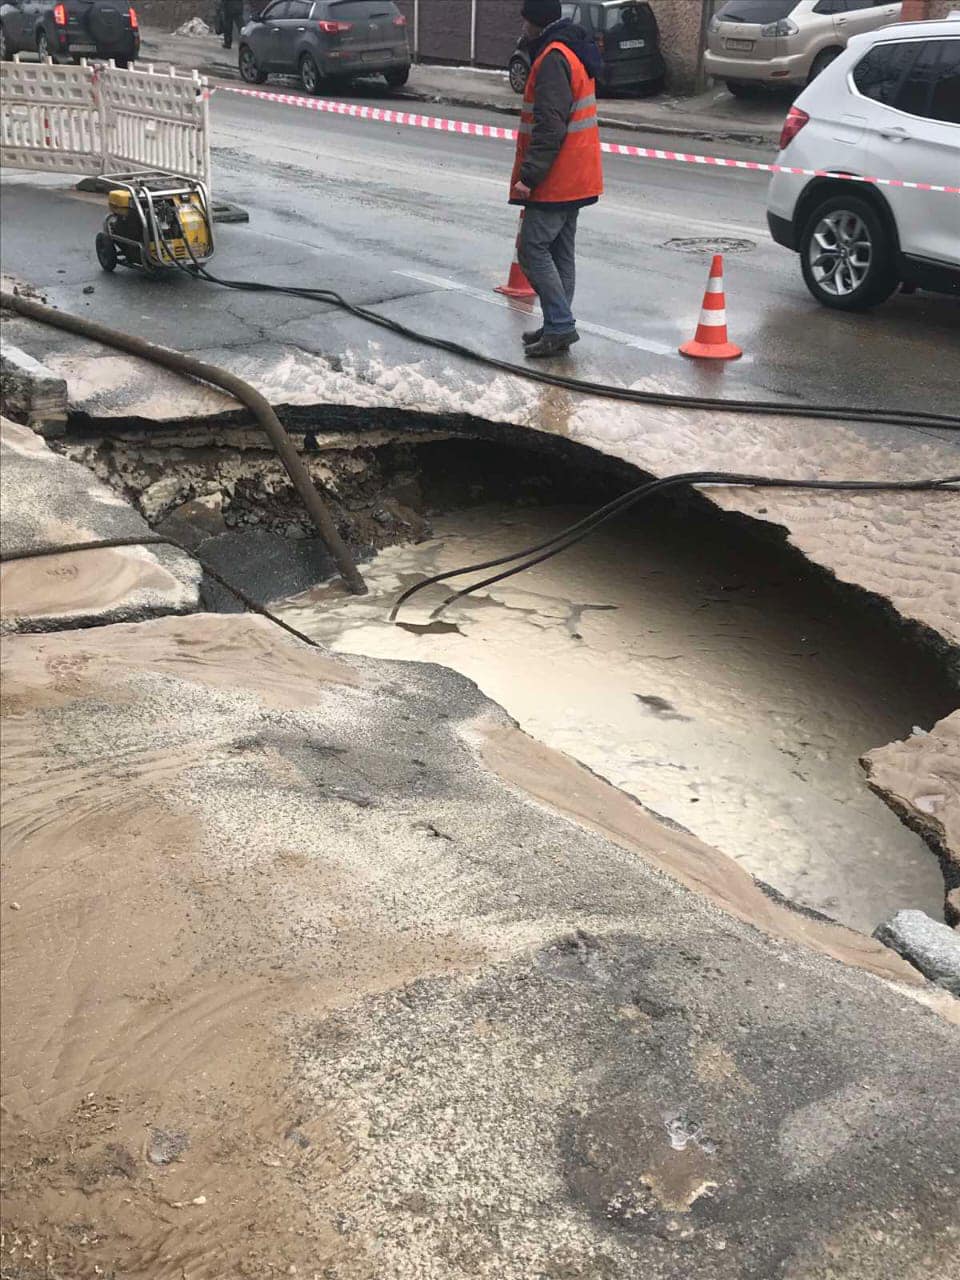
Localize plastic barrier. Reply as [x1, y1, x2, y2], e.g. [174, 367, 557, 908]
[0, 59, 210, 189]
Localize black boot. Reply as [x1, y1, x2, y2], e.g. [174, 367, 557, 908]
[525, 331, 580, 359]
[522, 327, 543, 346]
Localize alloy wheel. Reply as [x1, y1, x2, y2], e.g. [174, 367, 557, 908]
[239, 46, 258, 82]
[808, 210, 872, 297]
[300, 54, 319, 94]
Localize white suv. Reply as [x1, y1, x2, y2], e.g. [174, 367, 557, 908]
[766, 16, 960, 309]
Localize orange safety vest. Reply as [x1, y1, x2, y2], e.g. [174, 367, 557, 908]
[510, 41, 603, 204]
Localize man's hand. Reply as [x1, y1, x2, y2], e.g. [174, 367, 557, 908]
[511, 181, 532, 201]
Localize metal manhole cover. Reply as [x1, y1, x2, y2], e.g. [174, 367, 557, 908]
[663, 236, 756, 254]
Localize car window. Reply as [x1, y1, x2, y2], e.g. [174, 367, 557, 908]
[897, 38, 960, 124]
[286, 0, 312, 16]
[895, 40, 944, 118]
[715, 0, 799, 22]
[261, 0, 289, 17]
[327, 0, 400, 16]
[561, 3, 581, 21]
[813, 0, 842, 14]
[852, 40, 920, 106]
[602, 3, 656, 31]
[930, 40, 960, 125]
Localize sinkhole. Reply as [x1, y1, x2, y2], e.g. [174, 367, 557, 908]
[62, 417, 959, 936]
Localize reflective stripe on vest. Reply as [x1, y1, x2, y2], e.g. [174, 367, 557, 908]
[510, 42, 604, 205]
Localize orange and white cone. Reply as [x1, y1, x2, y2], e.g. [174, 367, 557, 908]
[494, 211, 536, 300]
[679, 254, 742, 360]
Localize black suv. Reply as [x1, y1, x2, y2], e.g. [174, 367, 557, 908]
[0, 0, 140, 65]
[509, 0, 665, 95]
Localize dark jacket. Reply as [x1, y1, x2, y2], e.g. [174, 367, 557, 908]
[519, 18, 603, 208]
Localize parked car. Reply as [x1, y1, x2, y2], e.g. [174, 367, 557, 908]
[508, 0, 665, 96]
[766, 17, 960, 309]
[705, 0, 902, 98]
[238, 0, 410, 94]
[0, 0, 139, 64]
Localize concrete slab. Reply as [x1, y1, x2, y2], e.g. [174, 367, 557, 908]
[2, 610, 958, 1279]
[864, 712, 960, 925]
[6, 302, 955, 657]
[875, 909, 960, 994]
[0, 416, 200, 631]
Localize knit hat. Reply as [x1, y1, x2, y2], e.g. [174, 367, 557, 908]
[521, 0, 562, 27]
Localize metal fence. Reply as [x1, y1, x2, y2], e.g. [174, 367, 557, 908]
[0, 59, 211, 188]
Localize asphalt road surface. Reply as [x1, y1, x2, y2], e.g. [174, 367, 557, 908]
[204, 82, 959, 416]
[1, 80, 957, 418]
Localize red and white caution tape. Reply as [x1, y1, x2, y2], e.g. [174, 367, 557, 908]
[220, 85, 960, 195]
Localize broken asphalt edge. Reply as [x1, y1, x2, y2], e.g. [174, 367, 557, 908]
[1, 395, 957, 999]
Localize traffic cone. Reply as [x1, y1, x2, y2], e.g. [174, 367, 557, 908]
[679, 254, 742, 360]
[495, 211, 536, 300]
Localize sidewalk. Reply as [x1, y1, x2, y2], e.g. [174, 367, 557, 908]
[140, 27, 788, 149]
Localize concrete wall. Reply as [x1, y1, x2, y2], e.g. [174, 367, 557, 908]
[397, 0, 706, 91]
[901, 0, 955, 17]
[646, 0, 707, 91]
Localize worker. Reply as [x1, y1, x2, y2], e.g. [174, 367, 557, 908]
[509, 0, 604, 359]
[220, 0, 244, 50]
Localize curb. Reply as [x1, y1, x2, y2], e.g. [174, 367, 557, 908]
[180, 57, 780, 150]
[413, 89, 781, 149]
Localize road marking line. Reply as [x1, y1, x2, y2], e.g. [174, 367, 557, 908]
[396, 268, 717, 359]
[221, 85, 960, 196]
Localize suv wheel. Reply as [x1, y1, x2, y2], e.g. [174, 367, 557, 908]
[299, 52, 320, 95]
[807, 47, 840, 83]
[800, 195, 899, 310]
[37, 29, 55, 61]
[385, 64, 409, 88]
[509, 55, 528, 94]
[239, 44, 267, 84]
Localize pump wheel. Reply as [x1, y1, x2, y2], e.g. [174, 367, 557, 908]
[96, 232, 118, 273]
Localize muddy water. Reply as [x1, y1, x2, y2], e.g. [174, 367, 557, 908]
[276, 502, 953, 935]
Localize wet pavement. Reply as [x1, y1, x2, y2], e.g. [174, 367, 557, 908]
[2, 83, 959, 416]
[275, 501, 954, 934]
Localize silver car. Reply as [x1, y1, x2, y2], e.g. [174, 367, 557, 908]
[704, 0, 902, 97]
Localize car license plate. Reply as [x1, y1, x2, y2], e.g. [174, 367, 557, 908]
[620, 38, 645, 49]
[72, 43, 97, 52]
[725, 38, 753, 51]
[361, 51, 381, 62]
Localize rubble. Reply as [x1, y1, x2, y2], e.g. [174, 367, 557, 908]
[863, 712, 960, 925]
[874, 909, 960, 994]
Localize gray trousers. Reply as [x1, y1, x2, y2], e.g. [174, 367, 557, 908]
[518, 205, 579, 336]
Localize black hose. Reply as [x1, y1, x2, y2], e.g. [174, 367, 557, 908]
[0, 289, 368, 597]
[179, 259, 958, 434]
[393, 470, 960, 619]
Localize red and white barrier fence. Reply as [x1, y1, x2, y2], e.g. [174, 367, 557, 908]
[220, 84, 960, 196]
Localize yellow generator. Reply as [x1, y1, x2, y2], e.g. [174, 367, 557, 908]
[96, 173, 215, 274]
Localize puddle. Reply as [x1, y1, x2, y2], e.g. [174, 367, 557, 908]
[274, 500, 952, 934]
